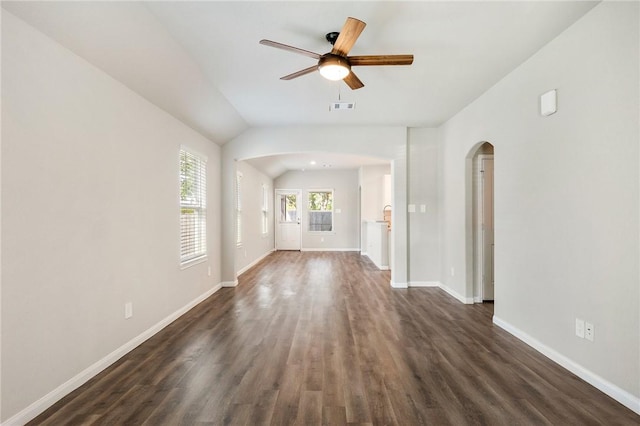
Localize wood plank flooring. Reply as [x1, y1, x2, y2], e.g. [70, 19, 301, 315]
[29, 251, 639, 425]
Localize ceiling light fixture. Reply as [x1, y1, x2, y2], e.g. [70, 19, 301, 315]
[310, 160, 316, 165]
[318, 54, 351, 81]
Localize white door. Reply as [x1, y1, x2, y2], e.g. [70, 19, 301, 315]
[481, 158, 495, 300]
[275, 190, 301, 250]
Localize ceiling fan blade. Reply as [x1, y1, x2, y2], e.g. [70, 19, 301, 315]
[280, 65, 318, 80]
[344, 71, 364, 90]
[331, 17, 366, 57]
[260, 39, 321, 60]
[348, 54, 414, 66]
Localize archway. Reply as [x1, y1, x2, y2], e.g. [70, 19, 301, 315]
[465, 142, 495, 303]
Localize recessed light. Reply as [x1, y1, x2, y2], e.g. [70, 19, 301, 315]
[310, 161, 316, 165]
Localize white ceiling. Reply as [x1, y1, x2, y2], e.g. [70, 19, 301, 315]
[2, 1, 598, 177]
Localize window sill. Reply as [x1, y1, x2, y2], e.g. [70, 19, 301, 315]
[180, 255, 207, 270]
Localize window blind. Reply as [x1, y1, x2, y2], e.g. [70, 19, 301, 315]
[180, 148, 207, 263]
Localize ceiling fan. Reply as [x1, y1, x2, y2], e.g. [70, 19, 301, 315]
[260, 17, 414, 90]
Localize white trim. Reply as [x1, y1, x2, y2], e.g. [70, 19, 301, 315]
[360, 251, 368, 256]
[493, 316, 640, 415]
[237, 249, 274, 276]
[221, 280, 238, 288]
[179, 255, 207, 270]
[300, 248, 359, 252]
[3, 284, 222, 426]
[390, 281, 408, 289]
[408, 281, 440, 287]
[438, 282, 474, 304]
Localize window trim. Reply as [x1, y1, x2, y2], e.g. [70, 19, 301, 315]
[179, 146, 207, 266]
[307, 188, 334, 233]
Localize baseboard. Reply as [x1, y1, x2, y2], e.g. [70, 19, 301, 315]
[3, 284, 222, 426]
[360, 251, 368, 256]
[390, 281, 408, 289]
[237, 249, 274, 276]
[493, 316, 640, 415]
[437, 282, 474, 304]
[221, 280, 238, 288]
[408, 281, 439, 287]
[300, 248, 360, 252]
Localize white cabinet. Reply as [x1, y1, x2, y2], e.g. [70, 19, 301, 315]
[365, 221, 389, 270]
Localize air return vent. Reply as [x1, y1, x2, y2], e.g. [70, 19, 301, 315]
[330, 101, 355, 111]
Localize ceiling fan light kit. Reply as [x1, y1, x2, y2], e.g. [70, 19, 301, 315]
[318, 54, 351, 81]
[260, 16, 413, 90]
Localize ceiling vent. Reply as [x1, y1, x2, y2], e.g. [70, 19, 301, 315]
[330, 101, 355, 111]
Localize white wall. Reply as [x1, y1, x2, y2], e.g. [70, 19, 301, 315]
[438, 2, 639, 408]
[359, 164, 391, 222]
[407, 128, 440, 285]
[275, 170, 359, 250]
[222, 126, 409, 287]
[1, 12, 222, 422]
[235, 161, 274, 275]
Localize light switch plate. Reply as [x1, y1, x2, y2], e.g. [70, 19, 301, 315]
[408, 204, 416, 213]
[541, 89, 557, 116]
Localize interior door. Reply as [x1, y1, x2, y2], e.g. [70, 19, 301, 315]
[482, 158, 495, 300]
[276, 190, 301, 250]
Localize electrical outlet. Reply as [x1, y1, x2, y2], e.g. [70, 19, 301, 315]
[125, 302, 133, 319]
[208, 266, 211, 277]
[450, 267, 455, 277]
[575, 318, 585, 338]
[420, 204, 426, 213]
[585, 322, 594, 342]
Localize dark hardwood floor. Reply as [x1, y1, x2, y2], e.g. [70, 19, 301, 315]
[29, 251, 638, 425]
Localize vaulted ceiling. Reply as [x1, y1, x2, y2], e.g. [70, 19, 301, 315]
[2, 1, 598, 175]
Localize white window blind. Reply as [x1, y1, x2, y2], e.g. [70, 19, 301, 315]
[236, 172, 243, 246]
[180, 148, 207, 264]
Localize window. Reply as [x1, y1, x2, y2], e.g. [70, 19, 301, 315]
[308, 190, 333, 232]
[280, 194, 298, 223]
[180, 148, 207, 264]
[261, 184, 269, 235]
[236, 172, 242, 246]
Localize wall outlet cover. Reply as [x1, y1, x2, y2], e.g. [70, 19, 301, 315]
[575, 318, 585, 338]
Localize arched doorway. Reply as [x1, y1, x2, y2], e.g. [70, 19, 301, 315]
[467, 142, 494, 303]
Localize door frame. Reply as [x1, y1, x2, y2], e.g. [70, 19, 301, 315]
[275, 189, 302, 251]
[474, 154, 494, 302]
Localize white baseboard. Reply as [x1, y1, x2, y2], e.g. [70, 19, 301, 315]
[360, 251, 368, 256]
[437, 282, 474, 304]
[408, 281, 439, 287]
[390, 281, 408, 289]
[237, 249, 274, 276]
[493, 316, 640, 415]
[300, 248, 360, 252]
[221, 280, 238, 288]
[4, 284, 223, 426]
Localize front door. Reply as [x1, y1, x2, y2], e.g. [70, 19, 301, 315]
[275, 190, 301, 250]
